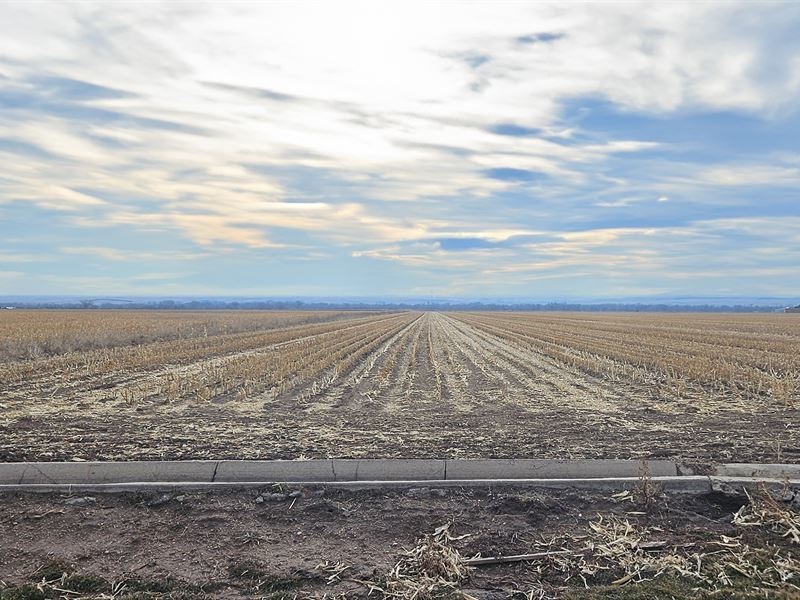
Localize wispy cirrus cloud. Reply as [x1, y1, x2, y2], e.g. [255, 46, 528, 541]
[1, 1, 799, 297]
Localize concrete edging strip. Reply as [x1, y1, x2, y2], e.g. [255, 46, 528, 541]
[215, 459, 447, 482]
[715, 463, 800, 479]
[445, 459, 676, 479]
[0, 477, 797, 495]
[0, 459, 797, 487]
[0, 475, 711, 494]
[0, 460, 219, 485]
[0, 459, 673, 485]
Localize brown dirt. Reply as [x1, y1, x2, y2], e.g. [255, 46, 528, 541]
[0, 485, 791, 599]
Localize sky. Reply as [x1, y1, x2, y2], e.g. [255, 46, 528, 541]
[1, 1, 799, 299]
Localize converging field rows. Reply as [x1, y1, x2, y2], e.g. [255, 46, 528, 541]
[0, 311, 798, 463]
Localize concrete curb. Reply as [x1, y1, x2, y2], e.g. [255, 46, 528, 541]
[715, 463, 800, 479]
[0, 459, 676, 485]
[0, 477, 796, 495]
[0, 460, 796, 490]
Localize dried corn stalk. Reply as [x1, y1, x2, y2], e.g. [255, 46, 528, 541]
[371, 523, 475, 599]
[733, 485, 800, 545]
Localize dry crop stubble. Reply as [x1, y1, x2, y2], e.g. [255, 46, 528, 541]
[0, 310, 798, 462]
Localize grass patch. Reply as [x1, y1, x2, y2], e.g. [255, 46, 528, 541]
[561, 575, 800, 599]
[561, 577, 696, 599]
[28, 561, 74, 582]
[0, 562, 207, 600]
[227, 560, 304, 596]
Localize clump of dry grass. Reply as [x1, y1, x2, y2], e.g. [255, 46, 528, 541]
[464, 488, 800, 598]
[370, 523, 475, 599]
[521, 510, 800, 597]
[733, 484, 800, 545]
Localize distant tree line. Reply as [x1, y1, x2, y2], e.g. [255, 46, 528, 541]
[4, 299, 790, 312]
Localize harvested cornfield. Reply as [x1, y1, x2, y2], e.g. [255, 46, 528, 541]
[0, 309, 368, 361]
[0, 310, 798, 463]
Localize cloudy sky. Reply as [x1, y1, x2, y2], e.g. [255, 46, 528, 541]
[1, 1, 799, 299]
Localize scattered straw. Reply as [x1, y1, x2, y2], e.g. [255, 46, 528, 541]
[733, 484, 800, 545]
[316, 561, 351, 584]
[369, 523, 475, 599]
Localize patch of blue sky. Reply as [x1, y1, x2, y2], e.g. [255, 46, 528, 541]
[559, 97, 800, 160]
[435, 238, 497, 251]
[483, 168, 540, 182]
[515, 32, 565, 45]
[29, 75, 137, 100]
[487, 123, 543, 137]
[0, 203, 68, 244]
[0, 138, 56, 159]
[462, 52, 491, 69]
[188, 250, 429, 296]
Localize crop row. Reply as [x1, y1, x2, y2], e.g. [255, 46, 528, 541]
[112, 312, 419, 405]
[452, 312, 800, 406]
[0, 312, 404, 397]
[0, 309, 374, 361]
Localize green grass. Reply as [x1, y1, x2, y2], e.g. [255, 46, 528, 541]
[561, 575, 799, 600]
[0, 559, 315, 600]
[227, 560, 309, 597]
[0, 561, 207, 600]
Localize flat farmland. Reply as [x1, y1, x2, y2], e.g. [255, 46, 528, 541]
[0, 310, 798, 464]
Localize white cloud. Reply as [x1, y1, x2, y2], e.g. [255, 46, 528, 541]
[0, 2, 799, 296]
[1, 2, 796, 228]
[700, 165, 800, 186]
[60, 247, 210, 262]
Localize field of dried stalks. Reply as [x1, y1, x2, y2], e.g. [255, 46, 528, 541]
[0, 310, 798, 463]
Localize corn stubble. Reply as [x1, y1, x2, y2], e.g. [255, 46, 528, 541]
[454, 312, 800, 408]
[0, 310, 798, 462]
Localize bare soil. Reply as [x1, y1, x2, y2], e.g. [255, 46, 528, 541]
[1, 486, 795, 599]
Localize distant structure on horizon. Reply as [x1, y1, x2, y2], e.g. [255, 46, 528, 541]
[785, 304, 800, 313]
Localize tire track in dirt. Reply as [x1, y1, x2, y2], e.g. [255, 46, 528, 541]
[380, 312, 458, 414]
[332, 313, 461, 417]
[440, 315, 592, 410]
[429, 312, 534, 411]
[366, 313, 429, 414]
[425, 313, 470, 411]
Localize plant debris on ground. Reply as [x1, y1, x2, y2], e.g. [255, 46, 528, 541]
[1, 485, 799, 599]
